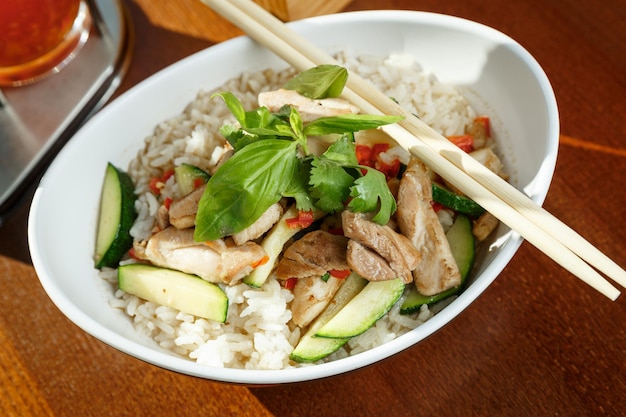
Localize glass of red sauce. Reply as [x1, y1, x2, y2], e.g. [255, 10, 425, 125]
[0, 0, 91, 87]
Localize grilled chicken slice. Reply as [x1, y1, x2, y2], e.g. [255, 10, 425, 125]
[291, 276, 345, 327]
[470, 147, 507, 179]
[133, 226, 267, 285]
[342, 210, 421, 283]
[274, 230, 349, 280]
[156, 204, 170, 230]
[396, 158, 461, 295]
[168, 184, 206, 229]
[258, 88, 359, 122]
[273, 230, 349, 327]
[346, 240, 397, 281]
[231, 203, 284, 246]
[466, 117, 490, 149]
[472, 211, 499, 241]
[169, 184, 282, 245]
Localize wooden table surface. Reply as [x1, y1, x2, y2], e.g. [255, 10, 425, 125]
[1, 0, 624, 415]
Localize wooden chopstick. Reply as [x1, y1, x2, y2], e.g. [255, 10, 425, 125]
[200, 0, 624, 300]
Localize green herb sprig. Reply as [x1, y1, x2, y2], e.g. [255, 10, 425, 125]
[193, 66, 403, 242]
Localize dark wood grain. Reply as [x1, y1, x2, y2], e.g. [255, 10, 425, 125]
[1, 0, 624, 416]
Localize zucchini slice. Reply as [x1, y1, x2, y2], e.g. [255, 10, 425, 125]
[94, 163, 137, 269]
[315, 278, 405, 339]
[432, 183, 485, 217]
[118, 264, 228, 322]
[290, 272, 368, 363]
[244, 205, 322, 288]
[400, 214, 475, 314]
[174, 163, 210, 195]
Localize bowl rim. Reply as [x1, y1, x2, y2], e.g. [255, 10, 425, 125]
[28, 9, 559, 384]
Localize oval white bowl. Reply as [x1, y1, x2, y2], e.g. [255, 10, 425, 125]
[28, 10, 559, 384]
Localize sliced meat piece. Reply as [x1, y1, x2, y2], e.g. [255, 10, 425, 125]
[168, 184, 206, 229]
[209, 141, 234, 175]
[396, 158, 461, 295]
[472, 211, 499, 241]
[231, 203, 284, 246]
[470, 147, 507, 180]
[156, 204, 170, 230]
[134, 226, 267, 285]
[291, 276, 344, 327]
[346, 240, 397, 281]
[342, 210, 420, 283]
[466, 117, 490, 149]
[274, 230, 349, 280]
[258, 88, 359, 122]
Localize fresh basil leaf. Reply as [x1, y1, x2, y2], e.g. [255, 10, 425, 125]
[283, 158, 316, 212]
[212, 92, 246, 126]
[304, 114, 403, 137]
[289, 106, 304, 138]
[284, 65, 348, 99]
[288, 106, 310, 154]
[244, 125, 294, 139]
[244, 106, 275, 130]
[348, 168, 397, 225]
[194, 139, 298, 241]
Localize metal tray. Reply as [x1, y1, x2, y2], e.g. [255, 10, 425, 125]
[0, 0, 133, 223]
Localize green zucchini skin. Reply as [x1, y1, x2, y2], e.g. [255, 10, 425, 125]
[94, 163, 137, 269]
[174, 163, 210, 195]
[431, 183, 485, 217]
[315, 278, 405, 339]
[400, 214, 475, 314]
[290, 273, 368, 363]
[244, 205, 322, 288]
[118, 264, 228, 322]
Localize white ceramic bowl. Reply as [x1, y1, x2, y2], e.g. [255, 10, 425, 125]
[28, 10, 559, 384]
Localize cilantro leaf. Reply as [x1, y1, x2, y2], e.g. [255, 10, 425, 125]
[309, 157, 355, 213]
[321, 134, 359, 166]
[348, 168, 397, 225]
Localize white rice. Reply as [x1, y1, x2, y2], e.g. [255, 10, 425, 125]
[102, 52, 478, 370]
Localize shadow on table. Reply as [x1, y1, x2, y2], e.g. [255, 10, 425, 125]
[0, 188, 32, 264]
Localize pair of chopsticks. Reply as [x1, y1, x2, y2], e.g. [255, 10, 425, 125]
[200, 0, 625, 300]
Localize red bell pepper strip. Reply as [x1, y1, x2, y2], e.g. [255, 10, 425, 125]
[193, 177, 205, 190]
[430, 201, 444, 213]
[284, 277, 297, 290]
[328, 269, 351, 279]
[376, 158, 401, 180]
[285, 210, 315, 229]
[372, 143, 390, 157]
[447, 135, 475, 153]
[474, 116, 491, 138]
[148, 169, 175, 195]
[356, 144, 373, 166]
